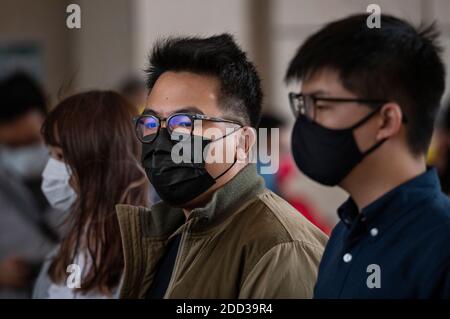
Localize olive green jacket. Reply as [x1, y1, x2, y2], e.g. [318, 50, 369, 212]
[115, 164, 327, 299]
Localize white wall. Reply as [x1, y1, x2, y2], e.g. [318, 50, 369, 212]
[71, 0, 134, 91]
[131, 0, 251, 72]
[0, 0, 74, 104]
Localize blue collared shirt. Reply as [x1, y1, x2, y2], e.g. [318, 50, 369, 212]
[314, 168, 450, 299]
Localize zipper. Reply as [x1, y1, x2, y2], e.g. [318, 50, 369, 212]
[163, 220, 192, 298]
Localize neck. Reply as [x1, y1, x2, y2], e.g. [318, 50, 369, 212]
[181, 161, 248, 219]
[341, 149, 426, 211]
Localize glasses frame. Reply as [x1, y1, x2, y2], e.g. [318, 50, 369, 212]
[133, 112, 243, 144]
[289, 92, 388, 121]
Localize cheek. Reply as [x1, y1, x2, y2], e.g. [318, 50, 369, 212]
[205, 133, 238, 159]
[199, 121, 218, 137]
[314, 112, 338, 129]
[204, 136, 238, 175]
[316, 107, 353, 129]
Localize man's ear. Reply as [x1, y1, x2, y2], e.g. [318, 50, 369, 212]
[376, 103, 404, 140]
[236, 127, 257, 161]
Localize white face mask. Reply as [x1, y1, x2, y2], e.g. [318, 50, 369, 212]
[41, 158, 77, 212]
[0, 143, 49, 179]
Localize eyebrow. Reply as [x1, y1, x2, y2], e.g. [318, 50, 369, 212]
[142, 109, 158, 116]
[142, 106, 204, 117]
[174, 106, 204, 115]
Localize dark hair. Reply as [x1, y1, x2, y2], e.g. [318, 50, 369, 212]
[42, 91, 149, 295]
[0, 71, 47, 123]
[286, 14, 446, 155]
[145, 33, 263, 127]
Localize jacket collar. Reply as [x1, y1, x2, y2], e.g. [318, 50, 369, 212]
[143, 163, 265, 237]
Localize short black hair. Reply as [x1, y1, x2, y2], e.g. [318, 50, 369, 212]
[0, 71, 47, 123]
[145, 34, 263, 127]
[286, 14, 446, 155]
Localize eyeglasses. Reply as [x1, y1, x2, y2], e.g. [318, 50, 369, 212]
[289, 92, 388, 121]
[133, 112, 243, 144]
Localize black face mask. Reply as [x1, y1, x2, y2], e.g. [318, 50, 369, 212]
[142, 128, 237, 206]
[291, 108, 386, 186]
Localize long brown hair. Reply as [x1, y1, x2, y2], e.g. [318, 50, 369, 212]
[42, 90, 148, 295]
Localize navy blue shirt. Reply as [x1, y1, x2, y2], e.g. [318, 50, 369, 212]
[314, 168, 450, 299]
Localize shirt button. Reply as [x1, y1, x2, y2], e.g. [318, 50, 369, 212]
[343, 253, 352, 263]
[370, 228, 379, 237]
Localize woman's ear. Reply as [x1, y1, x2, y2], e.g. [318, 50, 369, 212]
[376, 102, 404, 140]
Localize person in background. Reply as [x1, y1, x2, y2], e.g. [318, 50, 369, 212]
[119, 76, 148, 114]
[0, 71, 56, 298]
[257, 113, 332, 234]
[286, 14, 450, 298]
[120, 76, 161, 204]
[33, 91, 149, 298]
[256, 113, 285, 194]
[277, 159, 332, 235]
[431, 102, 450, 195]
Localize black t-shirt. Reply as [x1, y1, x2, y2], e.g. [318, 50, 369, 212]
[147, 233, 182, 299]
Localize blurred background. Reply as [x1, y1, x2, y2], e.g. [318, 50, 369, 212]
[1, 0, 450, 297]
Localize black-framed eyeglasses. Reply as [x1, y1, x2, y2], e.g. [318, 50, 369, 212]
[289, 92, 388, 121]
[133, 112, 243, 144]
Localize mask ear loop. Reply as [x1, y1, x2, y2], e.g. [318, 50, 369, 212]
[352, 105, 390, 158]
[349, 105, 384, 130]
[361, 137, 388, 157]
[207, 126, 244, 181]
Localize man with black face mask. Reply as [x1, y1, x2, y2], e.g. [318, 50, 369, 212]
[115, 34, 327, 299]
[286, 14, 450, 298]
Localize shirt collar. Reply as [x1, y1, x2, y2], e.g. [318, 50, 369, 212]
[338, 167, 442, 230]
